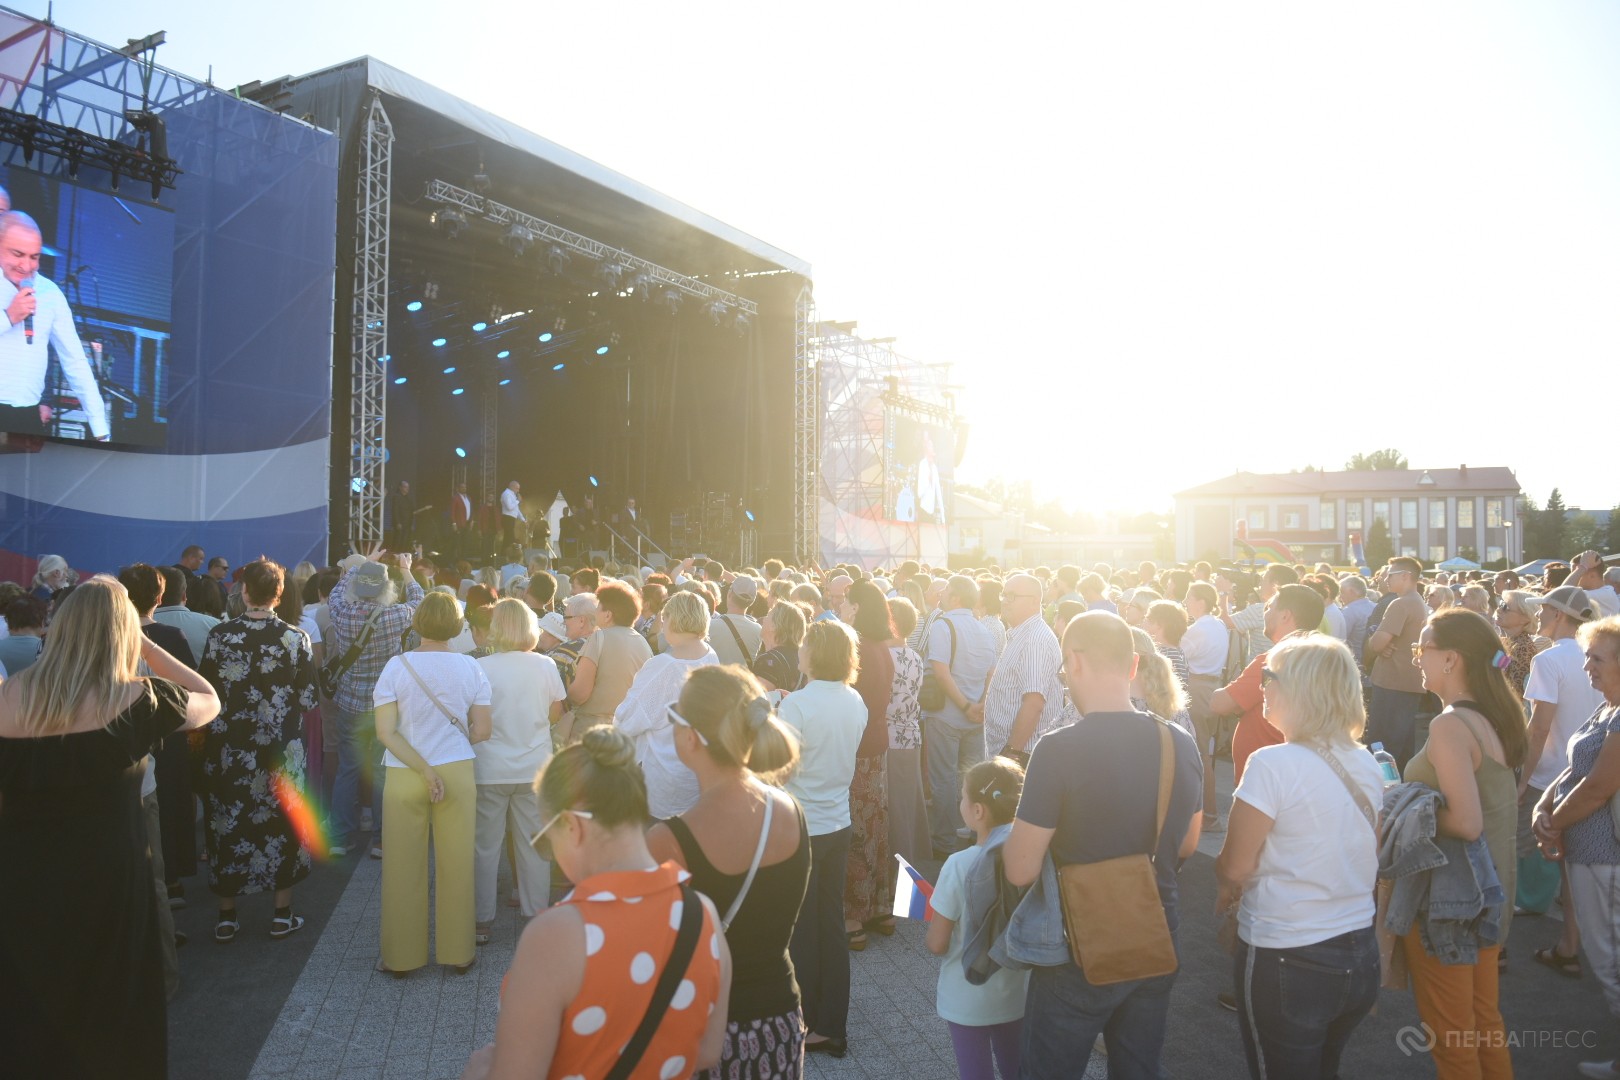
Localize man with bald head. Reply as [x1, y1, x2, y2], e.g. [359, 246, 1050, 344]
[0, 210, 108, 440]
[977, 572, 1066, 761]
[817, 573, 852, 622]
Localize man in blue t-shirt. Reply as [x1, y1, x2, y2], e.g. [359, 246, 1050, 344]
[1004, 610, 1203, 1078]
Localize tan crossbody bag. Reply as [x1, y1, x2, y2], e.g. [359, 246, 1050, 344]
[1056, 719, 1178, 985]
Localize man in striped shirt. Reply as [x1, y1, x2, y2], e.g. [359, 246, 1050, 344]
[975, 573, 1065, 762]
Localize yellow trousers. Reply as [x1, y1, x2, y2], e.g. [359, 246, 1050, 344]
[381, 760, 476, 970]
[1403, 925, 1513, 1079]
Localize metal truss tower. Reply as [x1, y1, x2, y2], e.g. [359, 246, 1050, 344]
[793, 285, 817, 565]
[480, 377, 498, 509]
[349, 93, 392, 551]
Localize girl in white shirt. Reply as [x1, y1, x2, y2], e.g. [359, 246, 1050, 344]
[927, 757, 1029, 1080]
[1214, 634, 1383, 1080]
[613, 591, 717, 819]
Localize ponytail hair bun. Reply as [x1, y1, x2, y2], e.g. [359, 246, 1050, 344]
[581, 725, 637, 770]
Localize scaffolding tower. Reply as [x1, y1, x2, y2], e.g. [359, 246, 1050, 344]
[348, 93, 392, 552]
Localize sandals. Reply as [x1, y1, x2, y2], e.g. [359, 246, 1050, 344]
[864, 917, 897, 937]
[846, 928, 868, 952]
[1533, 946, 1581, 979]
[214, 916, 240, 944]
[270, 914, 306, 940]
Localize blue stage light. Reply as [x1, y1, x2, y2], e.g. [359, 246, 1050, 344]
[380, 354, 391, 363]
[394, 377, 407, 385]
[406, 301, 423, 312]
[552, 363, 566, 371]
[455, 447, 467, 458]
[496, 350, 511, 359]
[745, 509, 756, 522]
[432, 337, 447, 347]
[472, 321, 488, 332]
[350, 477, 368, 492]
[452, 388, 465, 396]
[595, 346, 610, 356]
[498, 378, 512, 386]
[589, 476, 599, 488]
[442, 366, 456, 374]
[538, 332, 553, 343]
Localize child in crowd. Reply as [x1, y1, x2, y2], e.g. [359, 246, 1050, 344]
[927, 757, 1029, 1080]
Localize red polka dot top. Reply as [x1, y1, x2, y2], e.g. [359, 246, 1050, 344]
[547, 862, 722, 1080]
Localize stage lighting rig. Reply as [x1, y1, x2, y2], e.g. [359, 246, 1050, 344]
[600, 261, 627, 290]
[733, 311, 752, 337]
[0, 109, 180, 198]
[706, 300, 729, 325]
[663, 288, 683, 316]
[432, 208, 468, 239]
[501, 224, 533, 257]
[546, 244, 570, 275]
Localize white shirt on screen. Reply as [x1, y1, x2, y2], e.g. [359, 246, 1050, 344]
[0, 273, 109, 439]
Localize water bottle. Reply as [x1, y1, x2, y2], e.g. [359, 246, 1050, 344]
[1370, 742, 1401, 788]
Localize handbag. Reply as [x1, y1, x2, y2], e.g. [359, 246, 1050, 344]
[605, 883, 704, 1080]
[721, 794, 775, 931]
[917, 616, 957, 713]
[1056, 719, 1179, 986]
[397, 654, 471, 739]
[318, 606, 384, 698]
[1309, 744, 1407, 989]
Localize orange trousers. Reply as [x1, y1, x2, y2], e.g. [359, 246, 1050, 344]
[1402, 925, 1513, 1079]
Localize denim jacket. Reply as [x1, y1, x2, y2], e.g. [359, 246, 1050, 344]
[959, 823, 1022, 985]
[991, 851, 1071, 970]
[1379, 782, 1506, 965]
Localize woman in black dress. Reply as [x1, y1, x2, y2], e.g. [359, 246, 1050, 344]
[647, 665, 811, 1076]
[0, 575, 219, 1079]
[199, 558, 319, 942]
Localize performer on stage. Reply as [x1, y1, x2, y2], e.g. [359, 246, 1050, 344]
[385, 480, 417, 550]
[449, 481, 473, 559]
[501, 480, 526, 547]
[0, 211, 109, 441]
[915, 430, 946, 526]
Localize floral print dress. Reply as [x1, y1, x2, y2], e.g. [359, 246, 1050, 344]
[199, 614, 318, 897]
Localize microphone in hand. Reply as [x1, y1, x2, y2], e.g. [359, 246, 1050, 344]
[21, 274, 34, 344]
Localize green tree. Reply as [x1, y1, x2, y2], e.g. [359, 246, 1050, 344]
[1365, 517, 1394, 570]
[1345, 449, 1409, 471]
[1606, 505, 1620, 555]
[1531, 489, 1570, 559]
[1567, 512, 1599, 554]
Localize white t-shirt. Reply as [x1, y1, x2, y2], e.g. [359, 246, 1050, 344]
[930, 845, 1029, 1025]
[299, 610, 322, 646]
[475, 651, 565, 785]
[1587, 585, 1620, 621]
[1526, 635, 1608, 790]
[373, 651, 491, 769]
[1232, 741, 1381, 949]
[779, 680, 867, 835]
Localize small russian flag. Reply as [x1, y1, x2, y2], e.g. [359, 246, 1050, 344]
[892, 854, 935, 921]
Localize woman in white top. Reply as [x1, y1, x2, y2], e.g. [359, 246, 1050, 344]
[778, 619, 867, 1056]
[1214, 634, 1383, 1080]
[613, 590, 717, 819]
[372, 593, 493, 975]
[473, 599, 565, 944]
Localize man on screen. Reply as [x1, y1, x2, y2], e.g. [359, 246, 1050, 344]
[0, 211, 109, 441]
[915, 429, 946, 525]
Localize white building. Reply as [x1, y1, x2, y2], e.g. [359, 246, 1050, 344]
[1175, 466, 1523, 567]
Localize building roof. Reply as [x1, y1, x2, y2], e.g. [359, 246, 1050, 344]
[1177, 467, 1519, 499]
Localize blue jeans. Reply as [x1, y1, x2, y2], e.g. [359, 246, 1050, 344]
[331, 706, 384, 843]
[924, 713, 986, 854]
[1233, 927, 1380, 1080]
[1020, 939, 1178, 1080]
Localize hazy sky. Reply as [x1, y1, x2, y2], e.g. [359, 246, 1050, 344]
[38, 0, 1620, 513]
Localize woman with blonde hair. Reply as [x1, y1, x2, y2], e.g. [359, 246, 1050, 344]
[472, 599, 566, 945]
[1406, 607, 1525, 1077]
[614, 589, 718, 818]
[1495, 589, 1545, 697]
[1129, 626, 1194, 742]
[649, 665, 810, 1077]
[779, 619, 867, 1057]
[752, 598, 808, 695]
[1428, 584, 1457, 612]
[459, 726, 731, 1080]
[1215, 634, 1382, 1079]
[30, 553, 74, 601]
[0, 576, 219, 1078]
[373, 591, 493, 975]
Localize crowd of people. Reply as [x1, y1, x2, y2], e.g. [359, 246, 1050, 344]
[2, 540, 1619, 1079]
